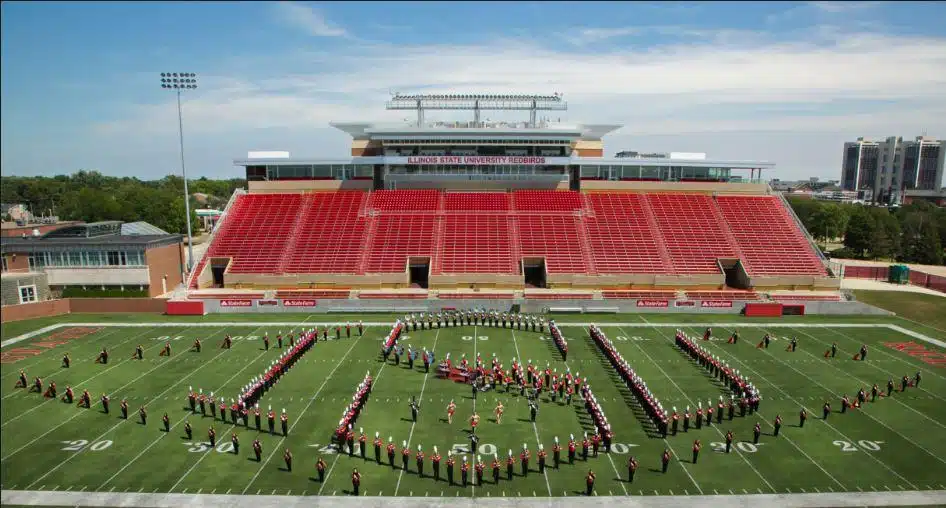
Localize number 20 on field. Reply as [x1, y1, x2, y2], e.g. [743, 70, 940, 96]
[833, 440, 884, 452]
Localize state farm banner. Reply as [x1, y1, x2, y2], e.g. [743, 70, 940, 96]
[387, 156, 573, 166]
[636, 300, 669, 308]
[220, 299, 253, 307]
[700, 300, 733, 308]
[675, 300, 696, 307]
[257, 300, 278, 307]
[283, 299, 317, 307]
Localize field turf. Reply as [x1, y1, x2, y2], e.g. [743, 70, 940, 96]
[2, 313, 946, 501]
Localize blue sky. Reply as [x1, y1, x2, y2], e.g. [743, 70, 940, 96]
[2, 1, 945, 181]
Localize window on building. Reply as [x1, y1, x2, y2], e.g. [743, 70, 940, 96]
[69, 252, 82, 266]
[1, 256, 7, 272]
[19, 285, 37, 304]
[107, 251, 120, 266]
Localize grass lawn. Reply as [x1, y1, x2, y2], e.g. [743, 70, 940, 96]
[853, 291, 946, 333]
[1, 314, 945, 499]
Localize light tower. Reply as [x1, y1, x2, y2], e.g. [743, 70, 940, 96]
[385, 93, 567, 127]
[159, 72, 198, 273]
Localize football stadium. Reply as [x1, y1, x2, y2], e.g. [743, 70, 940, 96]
[2, 93, 946, 508]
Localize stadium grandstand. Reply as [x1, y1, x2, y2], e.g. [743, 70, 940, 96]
[177, 93, 840, 312]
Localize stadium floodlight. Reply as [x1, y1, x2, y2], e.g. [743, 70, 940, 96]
[159, 71, 199, 274]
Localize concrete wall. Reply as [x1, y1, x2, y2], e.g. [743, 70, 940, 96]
[0, 299, 69, 323]
[145, 243, 185, 296]
[0, 297, 169, 323]
[1, 272, 51, 306]
[2, 252, 30, 272]
[581, 180, 770, 195]
[247, 180, 372, 193]
[44, 267, 151, 287]
[198, 298, 890, 316]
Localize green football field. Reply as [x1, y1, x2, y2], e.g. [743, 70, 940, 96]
[1, 313, 946, 501]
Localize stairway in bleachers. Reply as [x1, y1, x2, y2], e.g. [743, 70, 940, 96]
[192, 189, 830, 285]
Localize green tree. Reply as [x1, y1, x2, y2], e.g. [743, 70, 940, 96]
[867, 208, 901, 259]
[900, 210, 944, 265]
[844, 207, 875, 258]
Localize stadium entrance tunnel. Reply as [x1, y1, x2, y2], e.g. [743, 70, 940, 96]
[210, 258, 231, 288]
[719, 258, 751, 290]
[523, 258, 547, 288]
[409, 257, 430, 289]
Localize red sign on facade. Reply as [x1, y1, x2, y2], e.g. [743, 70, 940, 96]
[675, 300, 696, 307]
[220, 299, 253, 307]
[636, 300, 669, 308]
[283, 299, 317, 307]
[700, 301, 733, 308]
[257, 300, 278, 306]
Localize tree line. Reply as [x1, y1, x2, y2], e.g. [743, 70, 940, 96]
[787, 196, 946, 265]
[0, 171, 246, 236]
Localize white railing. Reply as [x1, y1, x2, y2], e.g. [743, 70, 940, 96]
[184, 188, 246, 291]
[776, 192, 833, 271]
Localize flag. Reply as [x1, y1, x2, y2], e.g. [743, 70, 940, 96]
[757, 341, 764, 349]
[824, 349, 830, 358]
[852, 353, 860, 360]
[728, 337, 735, 344]
[95, 356, 103, 364]
[786, 345, 792, 352]
[159, 348, 168, 357]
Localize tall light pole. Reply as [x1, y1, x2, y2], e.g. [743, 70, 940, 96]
[160, 72, 197, 273]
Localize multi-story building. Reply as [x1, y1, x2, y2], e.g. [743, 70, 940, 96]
[1, 220, 184, 299]
[841, 136, 945, 204]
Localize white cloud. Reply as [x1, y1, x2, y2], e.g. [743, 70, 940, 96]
[272, 2, 347, 37]
[564, 27, 643, 46]
[81, 24, 946, 180]
[808, 1, 881, 13]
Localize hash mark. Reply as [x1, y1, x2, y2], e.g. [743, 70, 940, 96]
[80, 486, 87, 492]
[813, 487, 820, 493]
[182, 489, 187, 494]
[197, 488, 202, 494]
[257, 489, 261, 495]
[670, 490, 674, 495]
[38, 485, 45, 490]
[227, 489, 232, 494]
[271, 489, 276, 495]
[109, 486, 116, 492]
[800, 488, 806, 493]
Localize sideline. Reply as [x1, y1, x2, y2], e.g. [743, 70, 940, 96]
[3, 489, 946, 507]
[5, 322, 944, 351]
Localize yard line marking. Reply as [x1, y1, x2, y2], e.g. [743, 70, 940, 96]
[2, 325, 169, 420]
[247, 326, 368, 496]
[706, 324, 919, 489]
[197, 488, 202, 494]
[813, 487, 820, 493]
[780, 328, 946, 466]
[26, 324, 253, 490]
[792, 327, 946, 429]
[394, 328, 441, 497]
[3, 326, 210, 463]
[682, 326, 847, 490]
[0, 326, 124, 382]
[821, 325, 946, 384]
[286, 490, 291, 495]
[226, 489, 232, 494]
[563, 324, 701, 495]
[714, 489, 719, 495]
[625, 323, 755, 493]
[256, 490, 260, 495]
[669, 490, 674, 495]
[97, 325, 273, 489]
[510, 329, 554, 497]
[182, 489, 187, 494]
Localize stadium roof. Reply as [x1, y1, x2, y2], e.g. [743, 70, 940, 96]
[329, 122, 622, 141]
[0, 220, 180, 254]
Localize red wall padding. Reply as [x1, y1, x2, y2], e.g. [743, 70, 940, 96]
[744, 302, 783, 317]
[166, 300, 205, 315]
